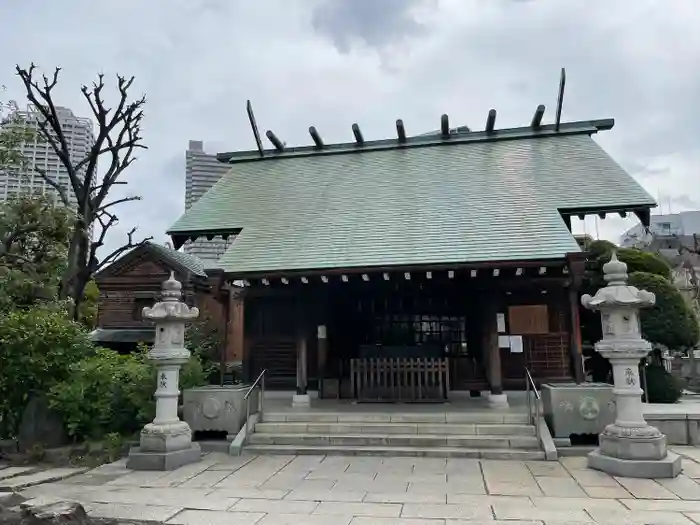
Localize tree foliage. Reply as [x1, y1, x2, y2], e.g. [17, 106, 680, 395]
[628, 271, 700, 350]
[585, 240, 671, 286]
[15, 64, 152, 320]
[0, 301, 96, 438]
[48, 346, 209, 440]
[0, 90, 35, 171]
[0, 194, 73, 308]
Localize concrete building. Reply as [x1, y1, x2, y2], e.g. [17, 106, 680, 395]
[0, 105, 94, 207]
[620, 210, 700, 249]
[183, 140, 233, 263]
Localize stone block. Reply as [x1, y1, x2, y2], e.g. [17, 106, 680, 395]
[647, 417, 690, 445]
[291, 394, 310, 408]
[542, 382, 614, 438]
[688, 417, 700, 446]
[17, 397, 69, 453]
[183, 385, 257, 437]
[587, 448, 682, 478]
[126, 442, 201, 471]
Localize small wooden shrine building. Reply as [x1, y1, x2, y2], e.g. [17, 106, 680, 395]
[91, 241, 218, 352]
[167, 111, 655, 406]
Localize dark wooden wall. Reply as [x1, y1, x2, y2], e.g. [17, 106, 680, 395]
[242, 274, 575, 390]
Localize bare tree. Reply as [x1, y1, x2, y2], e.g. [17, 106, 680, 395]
[15, 64, 153, 319]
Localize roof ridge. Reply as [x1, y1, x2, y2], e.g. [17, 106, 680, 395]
[216, 118, 614, 165]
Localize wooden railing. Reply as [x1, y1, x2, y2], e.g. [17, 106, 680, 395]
[350, 357, 449, 402]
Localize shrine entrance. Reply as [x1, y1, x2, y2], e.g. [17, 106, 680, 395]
[325, 276, 489, 400]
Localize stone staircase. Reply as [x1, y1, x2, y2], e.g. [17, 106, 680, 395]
[244, 410, 544, 459]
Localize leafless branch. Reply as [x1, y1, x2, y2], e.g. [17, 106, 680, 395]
[32, 166, 70, 207]
[97, 195, 142, 214]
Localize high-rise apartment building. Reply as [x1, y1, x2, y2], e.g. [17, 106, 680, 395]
[0, 105, 95, 207]
[183, 140, 233, 263]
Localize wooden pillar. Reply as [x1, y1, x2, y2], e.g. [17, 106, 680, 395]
[483, 292, 507, 407]
[566, 252, 587, 383]
[296, 331, 308, 395]
[227, 286, 247, 380]
[317, 324, 328, 398]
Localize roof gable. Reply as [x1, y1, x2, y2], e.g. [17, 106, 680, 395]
[168, 120, 655, 276]
[96, 242, 209, 280]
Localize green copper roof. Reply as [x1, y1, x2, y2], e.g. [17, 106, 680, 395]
[168, 120, 655, 276]
[145, 242, 209, 277]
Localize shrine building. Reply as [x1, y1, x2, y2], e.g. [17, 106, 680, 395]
[167, 111, 655, 406]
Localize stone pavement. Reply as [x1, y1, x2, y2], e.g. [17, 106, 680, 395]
[4, 446, 700, 525]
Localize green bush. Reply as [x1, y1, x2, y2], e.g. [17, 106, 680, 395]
[48, 345, 210, 441]
[644, 364, 683, 403]
[628, 272, 700, 350]
[0, 302, 95, 438]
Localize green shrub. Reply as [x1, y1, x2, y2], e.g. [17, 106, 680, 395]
[644, 364, 683, 403]
[628, 272, 700, 350]
[48, 345, 211, 441]
[0, 302, 95, 438]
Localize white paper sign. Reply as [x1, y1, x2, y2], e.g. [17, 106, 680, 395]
[496, 313, 506, 333]
[498, 335, 510, 348]
[509, 335, 524, 354]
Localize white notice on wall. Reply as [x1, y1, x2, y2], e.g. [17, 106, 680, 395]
[496, 313, 506, 333]
[498, 335, 510, 348]
[509, 335, 524, 354]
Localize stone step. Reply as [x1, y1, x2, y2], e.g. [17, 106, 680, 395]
[261, 411, 529, 425]
[244, 443, 546, 460]
[254, 421, 536, 436]
[248, 432, 539, 449]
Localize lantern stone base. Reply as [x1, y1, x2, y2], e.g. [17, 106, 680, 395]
[127, 420, 202, 471]
[599, 430, 667, 461]
[127, 442, 202, 471]
[588, 448, 682, 478]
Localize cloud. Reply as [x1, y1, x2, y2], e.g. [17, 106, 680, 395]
[0, 0, 698, 258]
[311, 0, 432, 54]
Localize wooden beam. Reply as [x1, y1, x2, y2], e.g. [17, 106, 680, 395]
[441, 114, 450, 136]
[555, 67, 566, 132]
[531, 104, 545, 128]
[309, 126, 324, 148]
[352, 123, 364, 144]
[485, 109, 497, 133]
[396, 119, 407, 143]
[265, 130, 285, 152]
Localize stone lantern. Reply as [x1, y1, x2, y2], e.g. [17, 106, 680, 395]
[127, 272, 202, 471]
[581, 252, 681, 478]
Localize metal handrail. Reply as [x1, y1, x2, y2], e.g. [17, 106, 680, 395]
[524, 367, 542, 444]
[243, 369, 266, 446]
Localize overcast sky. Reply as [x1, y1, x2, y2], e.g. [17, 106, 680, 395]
[1, 0, 698, 258]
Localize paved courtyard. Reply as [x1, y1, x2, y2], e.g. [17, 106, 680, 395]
[5, 447, 700, 525]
